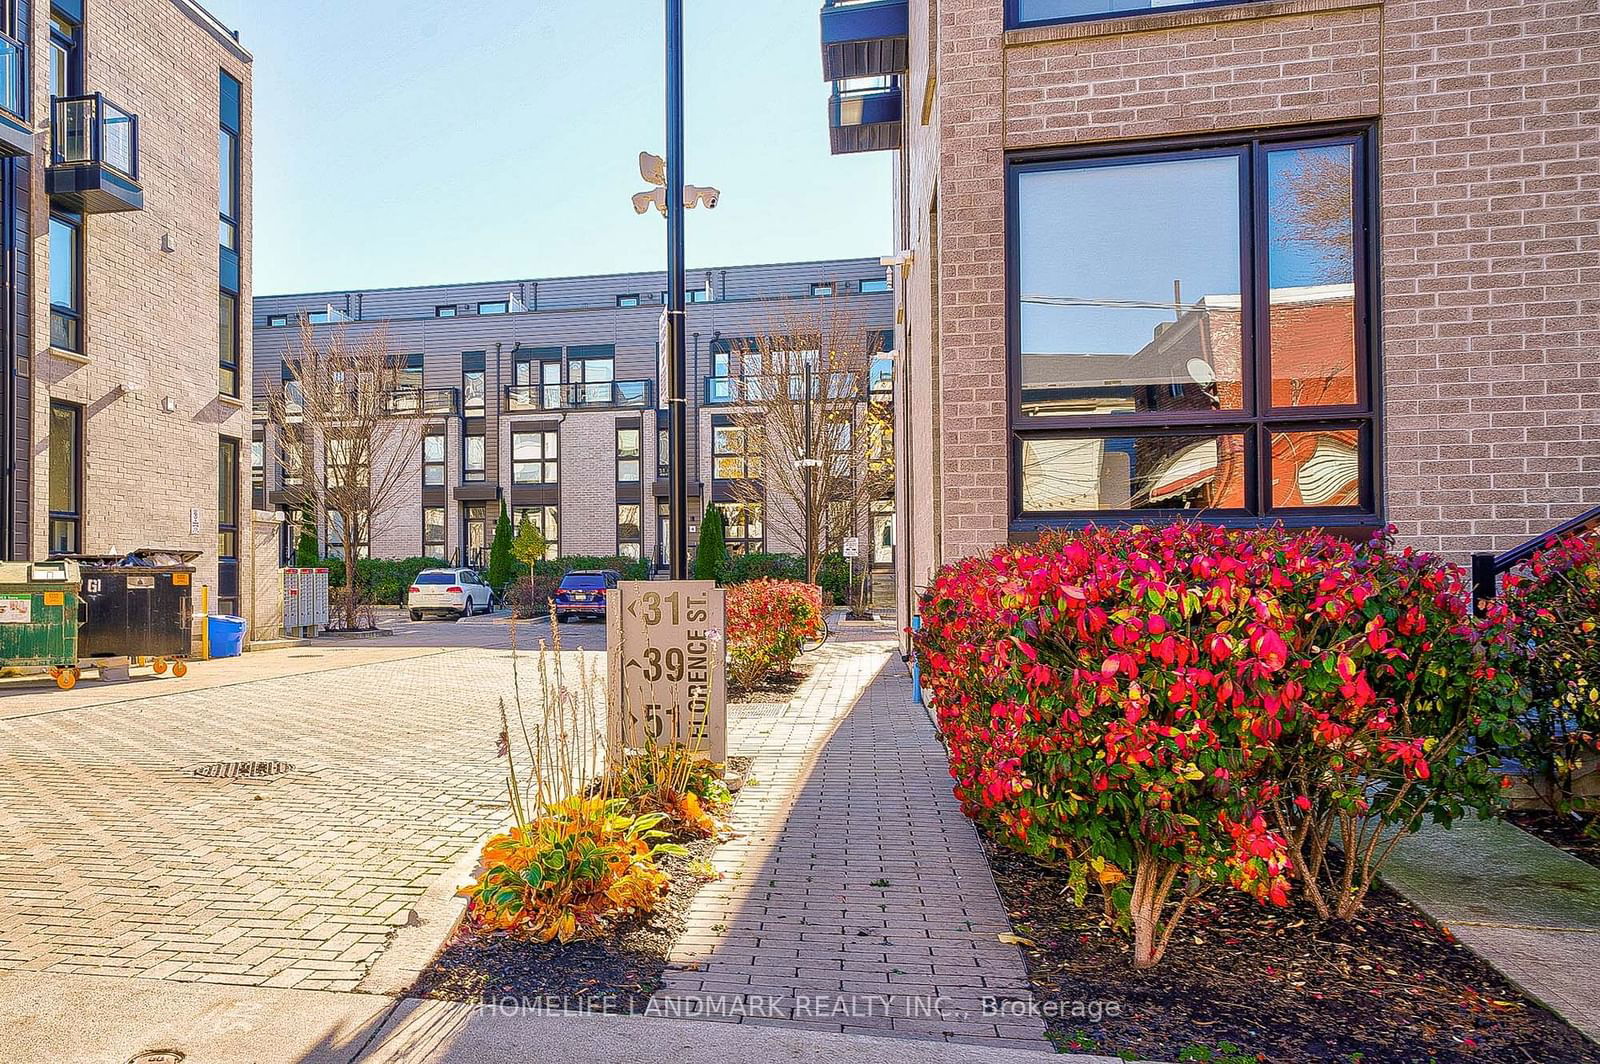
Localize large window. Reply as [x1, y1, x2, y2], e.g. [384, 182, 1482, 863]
[422, 432, 445, 486]
[1010, 127, 1374, 524]
[48, 401, 82, 554]
[462, 351, 486, 414]
[218, 71, 243, 397]
[512, 430, 558, 484]
[616, 425, 641, 482]
[514, 505, 559, 560]
[49, 211, 83, 352]
[464, 433, 485, 482]
[1009, 0, 1257, 27]
[218, 437, 240, 614]
[218, 291, 240, 396]
[570, 347, 614, 405]
[423, 506, 446, 558]
[617, 504, 642, 560]
[715, 502, 763, 555]
[712, 424, 762, 480]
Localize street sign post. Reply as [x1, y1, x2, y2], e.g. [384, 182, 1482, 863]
[607, 579, 727, 763]
[842, 536, 861, 559]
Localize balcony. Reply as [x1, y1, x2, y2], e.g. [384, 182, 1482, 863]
[828, 78, 901, 155]
[383, 387, 461, 416]
[503, 380, 652, 412]
[820, 0, 908, 81]
[48, 94, 142, 213]
[0, 32, 30, 157]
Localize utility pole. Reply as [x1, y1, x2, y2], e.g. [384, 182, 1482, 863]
[664, 0, 688, 580]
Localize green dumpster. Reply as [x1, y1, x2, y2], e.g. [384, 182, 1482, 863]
[0, 559, 82, 688]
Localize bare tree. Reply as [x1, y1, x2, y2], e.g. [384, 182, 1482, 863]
[1271, 146, 1354, 274]
[265, 322, 426, 630]
[721, 304, 893, 610]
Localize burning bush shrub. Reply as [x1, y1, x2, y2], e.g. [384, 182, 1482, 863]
[1501, 532, 1600, 816]
[726, 579, 825, 691]
[915, 522, 1520, 966]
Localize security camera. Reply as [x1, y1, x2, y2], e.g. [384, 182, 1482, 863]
[684, 185, 720, 210]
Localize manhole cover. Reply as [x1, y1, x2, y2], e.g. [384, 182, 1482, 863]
[191, 761, 294, 780]
[128, 1052, 184, 1064]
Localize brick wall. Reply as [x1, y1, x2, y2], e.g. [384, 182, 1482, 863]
[899, 0, 1600, 617]
[27, 0, 253, 621]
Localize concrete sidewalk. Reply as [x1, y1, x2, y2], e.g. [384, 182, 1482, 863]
[654, 643, 1048, 1048]
[1385, 814, 1600, 1044]
[0, 970, 1138, 1064]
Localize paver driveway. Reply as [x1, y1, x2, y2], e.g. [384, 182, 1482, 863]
[0, 648, 581, 991]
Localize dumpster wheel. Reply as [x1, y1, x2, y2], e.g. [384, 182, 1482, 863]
[172, 661, 188, 678]
[152, 658, 168, 675]
[51, 667, 78, 691]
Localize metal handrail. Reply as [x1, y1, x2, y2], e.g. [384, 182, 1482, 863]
[1471, 504, 1600, 610]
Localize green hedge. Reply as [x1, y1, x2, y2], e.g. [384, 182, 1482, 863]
[316, 557, 446, 605]
[719, 551, 850, 604]
[530, 555, 651, 582]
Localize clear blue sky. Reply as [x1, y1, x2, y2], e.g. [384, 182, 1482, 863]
[210, 0, 895, 295]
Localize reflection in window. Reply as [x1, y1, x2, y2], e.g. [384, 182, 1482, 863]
[423, 506, 446, 558]
[464, 434, 485, 482]
[713, 425, 762, 480]
[1267, 143, 1358, 409]
[514, 506, 560, 560]
[422, 432, 445, 486]
[616, 426, 641, 482]
[1271, 429, 1363, 508]
[715, 502, 764, 554]
[1021, 434, 1246, 514]
[618, 504, 642, 559]
[1017, 154, 1243, 420]
[48, 402, 81, 554]
[512, 431, 558, 484]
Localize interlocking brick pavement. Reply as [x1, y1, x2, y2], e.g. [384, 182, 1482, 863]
[655, 641, 1048, 1049]
[0, 649, 589, 991]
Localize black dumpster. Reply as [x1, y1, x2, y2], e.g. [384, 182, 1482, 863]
[56, 549, 199, 661]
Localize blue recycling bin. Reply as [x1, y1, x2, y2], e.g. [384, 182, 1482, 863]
[208, 614, 247, 658]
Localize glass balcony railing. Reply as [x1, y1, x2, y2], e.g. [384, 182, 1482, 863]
[504, 383, 563, 412]
[0, 31, 23, 123]
[53, 94, 138, 180]
[566, 380, 653, 408]
[383, 387, 461, 416]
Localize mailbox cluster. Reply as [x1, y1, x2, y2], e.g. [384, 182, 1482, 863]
[282, 568, 331, 634]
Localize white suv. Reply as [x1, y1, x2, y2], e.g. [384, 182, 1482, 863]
[408, 568, 493, 620]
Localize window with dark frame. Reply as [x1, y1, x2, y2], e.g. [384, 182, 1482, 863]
[267, 314, 288, 328]
[712, 423, 762, 480]
[714, 501, 764, 555]
[422, 431, 445, 486]
[656, 426, 670, 479]
[435, 305, 457, 318]
[1007, 0, 1262, 28]
[616, 424, 641, 482]
[423, 505, 446, 559]
[859, 277, 890, 294]
[218, 70, 243, 397]
[48, 210, 83, 352]
[218, 290, 240, 395]
[616, 294, 641, 308]
[49, 6, 82, 102]
[47, 401, 82, 554]
[570, 347, 615, 405]
[513, 505, 559, 560]
[217, 437, 240, 615]
[1009, 126, 1376, 527]
[464, 433, 486, 483]
[512, 430, 558, 484]
[617, 504, 642, 560]
[478, 301, 508, 316]
[810, 282, 834, 298]
[462, 351, 486, 413]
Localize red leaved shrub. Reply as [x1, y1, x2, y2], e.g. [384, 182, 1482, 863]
[915, 522, 1519, 966]
[726, 579, 824, 691]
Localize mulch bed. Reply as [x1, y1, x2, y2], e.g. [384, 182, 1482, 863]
[407, 838, 717, 1011]
[987, 846, 1600, 1064]
[408, 756, 754, 1012]
[1505, 810, 1600, 872]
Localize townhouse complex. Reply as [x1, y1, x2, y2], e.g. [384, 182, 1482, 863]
[0, 0, 253, 614]
[820, 0, 1599, 639]
[250, 259, 896, 585]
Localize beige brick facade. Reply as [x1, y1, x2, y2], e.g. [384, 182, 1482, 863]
[17, 0, 254, 632]
[889, 0, 1600, 638]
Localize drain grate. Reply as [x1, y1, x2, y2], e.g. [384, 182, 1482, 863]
[127, 1052, 185, 1064]
[192, 760, 294, 780]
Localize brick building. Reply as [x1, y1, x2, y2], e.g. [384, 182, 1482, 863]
[819, 0, 1599, 641]
[250, 259, 896, 584]
[0, 0, 254, 622]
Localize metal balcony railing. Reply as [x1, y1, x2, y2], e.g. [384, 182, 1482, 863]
[1471, 505, 1600, 612]
[820, 0, 909, 82]
[383, 387, 461, 416]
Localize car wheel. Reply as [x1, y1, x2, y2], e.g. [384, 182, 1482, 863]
[409, 610, 422, 621]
